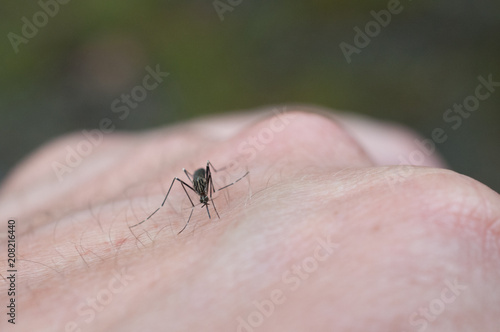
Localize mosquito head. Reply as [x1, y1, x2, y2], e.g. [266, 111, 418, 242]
[200, 194, 209, 206]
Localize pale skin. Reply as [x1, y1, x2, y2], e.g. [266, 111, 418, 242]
[0, 106, 499, 332]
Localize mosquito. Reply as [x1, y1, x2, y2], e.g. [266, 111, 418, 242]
[129, 161, 249, 234]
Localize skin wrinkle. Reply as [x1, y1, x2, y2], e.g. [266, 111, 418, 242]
[1, 108, 500, 331]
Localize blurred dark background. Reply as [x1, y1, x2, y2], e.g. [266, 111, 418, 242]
[1, 0, 499, 192]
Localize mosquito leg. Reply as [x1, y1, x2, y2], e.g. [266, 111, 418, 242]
[129, 207, 161, 228]
[208, 160, 250, 192]
[205, 204, 212, 219]
[208, 171, 220, 219]
[210, 198, 220, 219]
[207, 160, 227, 173]
[129, 177, 176, 228]
[177, 208, 194, 234]
[176, 178, 199, 232]
[217, 171, 249, 191]
[183, 168, 194, 183]
[209, 169, 215, 195]
[130, 177, 197, 228]
[161, 177, 180, 206]
[206, 162, 216, 194]
[176, 179, 196, 208]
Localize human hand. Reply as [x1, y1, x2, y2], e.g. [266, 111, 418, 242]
[1, 106, 499, 331]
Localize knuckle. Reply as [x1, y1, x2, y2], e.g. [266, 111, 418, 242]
[232, 108, 373, 170]
[388, 167, 500, 232]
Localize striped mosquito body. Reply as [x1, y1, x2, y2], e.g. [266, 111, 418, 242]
[190, 168, 212, 218]
[129, 160, 249, 234]
[192, 168, 208, 201]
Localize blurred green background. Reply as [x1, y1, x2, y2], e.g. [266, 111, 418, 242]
[1, 0, 499, 192]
